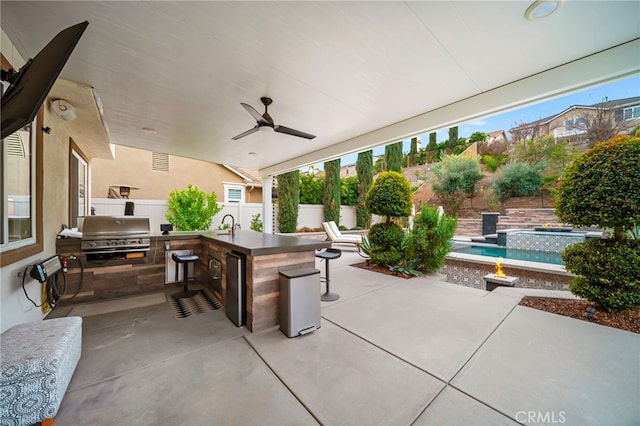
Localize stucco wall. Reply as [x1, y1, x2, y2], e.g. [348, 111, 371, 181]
[91, 145, 261, 201]
[0, 105, 73, 332]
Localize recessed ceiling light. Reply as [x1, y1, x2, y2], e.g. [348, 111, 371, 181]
[525, 0, 560, 20]
[142, 127, 157, 134]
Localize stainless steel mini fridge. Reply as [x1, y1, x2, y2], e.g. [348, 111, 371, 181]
[279, 268, 321, 337]
[225, 251, 246, 327]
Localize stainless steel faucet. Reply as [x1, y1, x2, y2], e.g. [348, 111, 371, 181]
[221, 214, 235, 236]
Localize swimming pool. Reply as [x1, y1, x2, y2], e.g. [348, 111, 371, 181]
[452, 245, 564, 265]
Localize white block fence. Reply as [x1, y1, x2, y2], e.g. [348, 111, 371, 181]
[89, 199, 376, 233]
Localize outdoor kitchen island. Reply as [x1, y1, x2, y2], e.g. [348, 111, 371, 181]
[196, 230, 330, 332]
[57, 225, 330, 332]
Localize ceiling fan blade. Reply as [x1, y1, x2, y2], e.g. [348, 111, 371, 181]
[232, 126, 260, 140]
[241, 103, 268, 124]
[274, 125, 316, 140]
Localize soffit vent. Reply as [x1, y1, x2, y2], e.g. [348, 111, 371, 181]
[5, 133, 25, 157]
[152, 152, 169, 171]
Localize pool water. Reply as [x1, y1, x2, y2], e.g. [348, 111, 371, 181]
[453, 245, 564, 265]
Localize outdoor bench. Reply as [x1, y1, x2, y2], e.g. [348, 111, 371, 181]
[1, 317, 82, 426]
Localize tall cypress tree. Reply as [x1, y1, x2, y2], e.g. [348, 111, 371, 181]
[385, 141, 403, 172]
[276, 170, 299, 233]
[323, 159, 341, 224]
[428, 132, 437, 149]
[447, 126, 459, 149]
[408, 137, 419, 167]
[356, 150, 373, 228]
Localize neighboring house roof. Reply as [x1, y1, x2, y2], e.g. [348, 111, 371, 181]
[509, 96, 640, 132]
[487, 130, 506, 139]
[223, 165, 262, 186]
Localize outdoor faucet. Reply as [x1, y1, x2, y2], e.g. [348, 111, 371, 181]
[221, 214, 235, 236]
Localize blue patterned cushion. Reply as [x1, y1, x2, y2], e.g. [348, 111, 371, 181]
[1, 317, 82, 426]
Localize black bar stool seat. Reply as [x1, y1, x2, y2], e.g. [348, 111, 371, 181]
[172, 253, 200, 299]
[315, 248, 341, 301]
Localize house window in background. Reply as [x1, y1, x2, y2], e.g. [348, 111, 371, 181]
[1, 122, 35, 249]
[623, 106, 640, 121]
[70, 142, 89, 228]
[224, 184, 244, 203]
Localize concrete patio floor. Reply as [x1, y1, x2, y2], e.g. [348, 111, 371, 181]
[50, 249, 639, 425]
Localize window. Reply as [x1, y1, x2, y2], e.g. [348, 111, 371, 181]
[69, 141, 89, 228]
[623, 106, 640, 121]
[1, 123, 34, 245]
[224, 184, 244, 203]
[1, 109, 43, 266]
[562, 117, 586, 128]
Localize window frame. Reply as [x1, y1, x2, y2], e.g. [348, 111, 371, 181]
[0, 109, 43, 266]
[69, 139, 89, 228]
[223, 183, 245, 203]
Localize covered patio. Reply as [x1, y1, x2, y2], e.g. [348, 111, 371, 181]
[48, 250, 639, 425]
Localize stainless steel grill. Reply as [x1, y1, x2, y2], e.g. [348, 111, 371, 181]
[81, 216, 150, 255]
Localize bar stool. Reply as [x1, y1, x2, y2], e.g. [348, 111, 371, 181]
[315, 248, 341, 301]
[171, 252, 200, 299]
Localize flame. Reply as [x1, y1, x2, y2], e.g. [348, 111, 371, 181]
[494, 257, 506, 278]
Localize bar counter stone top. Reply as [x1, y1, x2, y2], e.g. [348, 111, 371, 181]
[151, 230, 330, 256]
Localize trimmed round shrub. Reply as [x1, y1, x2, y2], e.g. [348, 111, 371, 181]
[556, 135, 640, 239]
[563, 239, 640, 312]
[366, 171, 412, 221]
[368, 222, 404, 267]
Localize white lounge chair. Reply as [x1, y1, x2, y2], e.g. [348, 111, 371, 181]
[322, 221, 363, 245]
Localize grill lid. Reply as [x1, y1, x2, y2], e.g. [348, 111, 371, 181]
[82, 216, 150, 239]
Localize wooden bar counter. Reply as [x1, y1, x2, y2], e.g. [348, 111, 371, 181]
[56, 230, 330, 332]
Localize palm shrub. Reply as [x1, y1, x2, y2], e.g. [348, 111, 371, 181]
[406, 205, 457, 272]
[556, 135, 640, 312]
[277, 170, 300, 233]
[166, 184, 222, 231]
[366, 171, 413, 268]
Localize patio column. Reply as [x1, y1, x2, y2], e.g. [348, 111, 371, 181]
[262, 176, 274, 234]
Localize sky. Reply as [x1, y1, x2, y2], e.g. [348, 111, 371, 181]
[311, 74, 640, 168]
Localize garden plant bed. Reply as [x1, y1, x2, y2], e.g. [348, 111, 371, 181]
[351, 262, 414, 279]
[519, 296, 640, 334]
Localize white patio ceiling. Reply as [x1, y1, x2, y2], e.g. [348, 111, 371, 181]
[2, 1, 639, 176]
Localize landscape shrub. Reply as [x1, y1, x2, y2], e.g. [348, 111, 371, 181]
[323, 159, 341, 223]
[365, 171, 412, 221]
[250, 214, 263, 232]
[563, 239, 640, 312]
[492, 162, 543, 202]
[557, 135, 640, 312]
[481, 155, 499, 172]
[556, 135, 640, 240]
[431, 155, 483, 208]
[406, 206, 458, 272]
[166, 184, 222, 231]
[368, 222, 405, 267]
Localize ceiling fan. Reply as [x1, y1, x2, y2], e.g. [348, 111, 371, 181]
[232, 97, 316, 140]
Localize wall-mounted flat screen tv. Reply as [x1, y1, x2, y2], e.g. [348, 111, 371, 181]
[1, 21, 88, 140]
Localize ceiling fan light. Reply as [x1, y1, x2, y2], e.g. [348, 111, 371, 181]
[259, 126, 271, 132]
